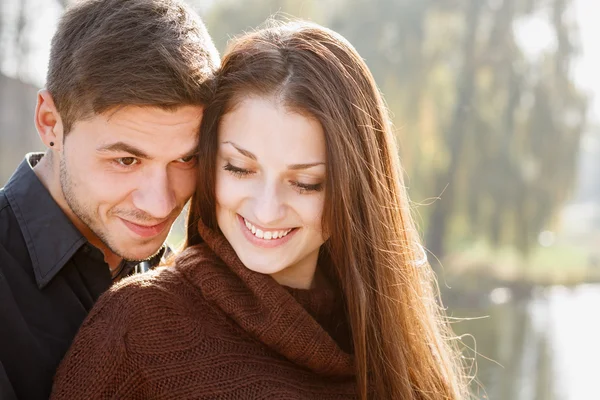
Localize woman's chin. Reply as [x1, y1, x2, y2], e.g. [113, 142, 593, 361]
[238, 256, 286, 276]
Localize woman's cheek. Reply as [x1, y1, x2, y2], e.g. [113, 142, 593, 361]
[215, 172, 250, 209]
[294, 193, 326, 230]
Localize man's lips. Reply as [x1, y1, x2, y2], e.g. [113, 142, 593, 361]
[120, 218, 170, 238]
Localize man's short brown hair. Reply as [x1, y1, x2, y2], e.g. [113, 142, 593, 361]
[47, 0, 219, 133]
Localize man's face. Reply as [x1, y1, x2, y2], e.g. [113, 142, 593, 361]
[58, 105, 202, 261]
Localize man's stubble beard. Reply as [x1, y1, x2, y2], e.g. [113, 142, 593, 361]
[58, 154, 141, 261]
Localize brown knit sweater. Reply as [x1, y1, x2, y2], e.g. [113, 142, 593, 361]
[50, 222, 357, 399]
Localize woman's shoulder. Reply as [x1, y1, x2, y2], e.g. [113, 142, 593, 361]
[52, 256, 214, 397]
[86, 263, 198, 327]
[108, 242, 218, 299]
[109, 264, 186, 303]
[81, 263, 211, 351]
[84, 244, 221, 332]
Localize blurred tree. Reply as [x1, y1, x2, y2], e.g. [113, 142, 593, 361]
[0, 0, 63, 185]
[426, 0, 483, 263]
[422, 0, 586, 260]
[201, 0, 587, 263]
[204, 0, 326, 52]
[511, 0, 586, 254]
[16, 0, 29, 78]
[0, 1, 4, 69]
[0, 0, 587, 264]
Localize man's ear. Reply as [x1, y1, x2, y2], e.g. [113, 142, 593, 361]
[34, 89, 65, 150]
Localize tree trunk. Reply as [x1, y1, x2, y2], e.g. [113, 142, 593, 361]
[425, 0, 482, 265]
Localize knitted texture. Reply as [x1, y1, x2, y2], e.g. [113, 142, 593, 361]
[51, 221, 357, 399]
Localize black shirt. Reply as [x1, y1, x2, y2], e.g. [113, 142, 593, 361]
[0, 154, 165, 400]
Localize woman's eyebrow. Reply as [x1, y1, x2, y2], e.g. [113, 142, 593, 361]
[222, 141, 256, 160]
[287, 162, 325, 170]
[222, 141, 325, 170]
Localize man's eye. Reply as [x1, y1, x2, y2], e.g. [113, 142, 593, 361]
[116, 157, 139, 166]
[178, 155, 197, 163]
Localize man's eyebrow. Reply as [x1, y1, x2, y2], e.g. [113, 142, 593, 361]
[222, 141, 256, 160]
[97, 142, 151, 159]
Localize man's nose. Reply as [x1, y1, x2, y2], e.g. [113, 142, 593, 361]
[131, 168, 176, 220]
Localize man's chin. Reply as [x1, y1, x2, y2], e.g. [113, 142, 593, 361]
[110, 238, 165, 263]
[123, 249, 163, 263]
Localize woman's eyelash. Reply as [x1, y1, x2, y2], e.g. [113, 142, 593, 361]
[223, 163, 253, 177]
[223, 163, 323, 193]
[292, 182, 323, 193]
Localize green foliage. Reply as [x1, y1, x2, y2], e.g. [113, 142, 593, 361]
[203, 0, 327, 52]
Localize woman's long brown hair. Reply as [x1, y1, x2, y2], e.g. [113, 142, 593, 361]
[187, 20, 467, 400]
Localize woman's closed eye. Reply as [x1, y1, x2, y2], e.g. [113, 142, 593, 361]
[223, 163, 254, 177]
[224, 162, 324, 194]
[291, 181, 323, 194]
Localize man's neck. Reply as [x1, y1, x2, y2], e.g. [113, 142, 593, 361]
[32, 153, 124, 270]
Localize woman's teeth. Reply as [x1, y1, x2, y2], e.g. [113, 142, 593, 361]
[244, 218, 292, 240]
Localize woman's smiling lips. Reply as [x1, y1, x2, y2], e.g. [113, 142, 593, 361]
[237, 214, 298, 248]
[120, 218, 170, 238]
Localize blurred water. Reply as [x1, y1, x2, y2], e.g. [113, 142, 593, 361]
[451, 284, 600, 400]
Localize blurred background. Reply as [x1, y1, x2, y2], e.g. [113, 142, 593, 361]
[1, 0, 598, 398]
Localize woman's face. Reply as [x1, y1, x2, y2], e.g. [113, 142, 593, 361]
[215, 96, 327, 289]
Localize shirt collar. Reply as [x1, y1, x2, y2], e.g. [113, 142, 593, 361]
[4, 153, 87, 288]
[115, 245, 170, 281]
